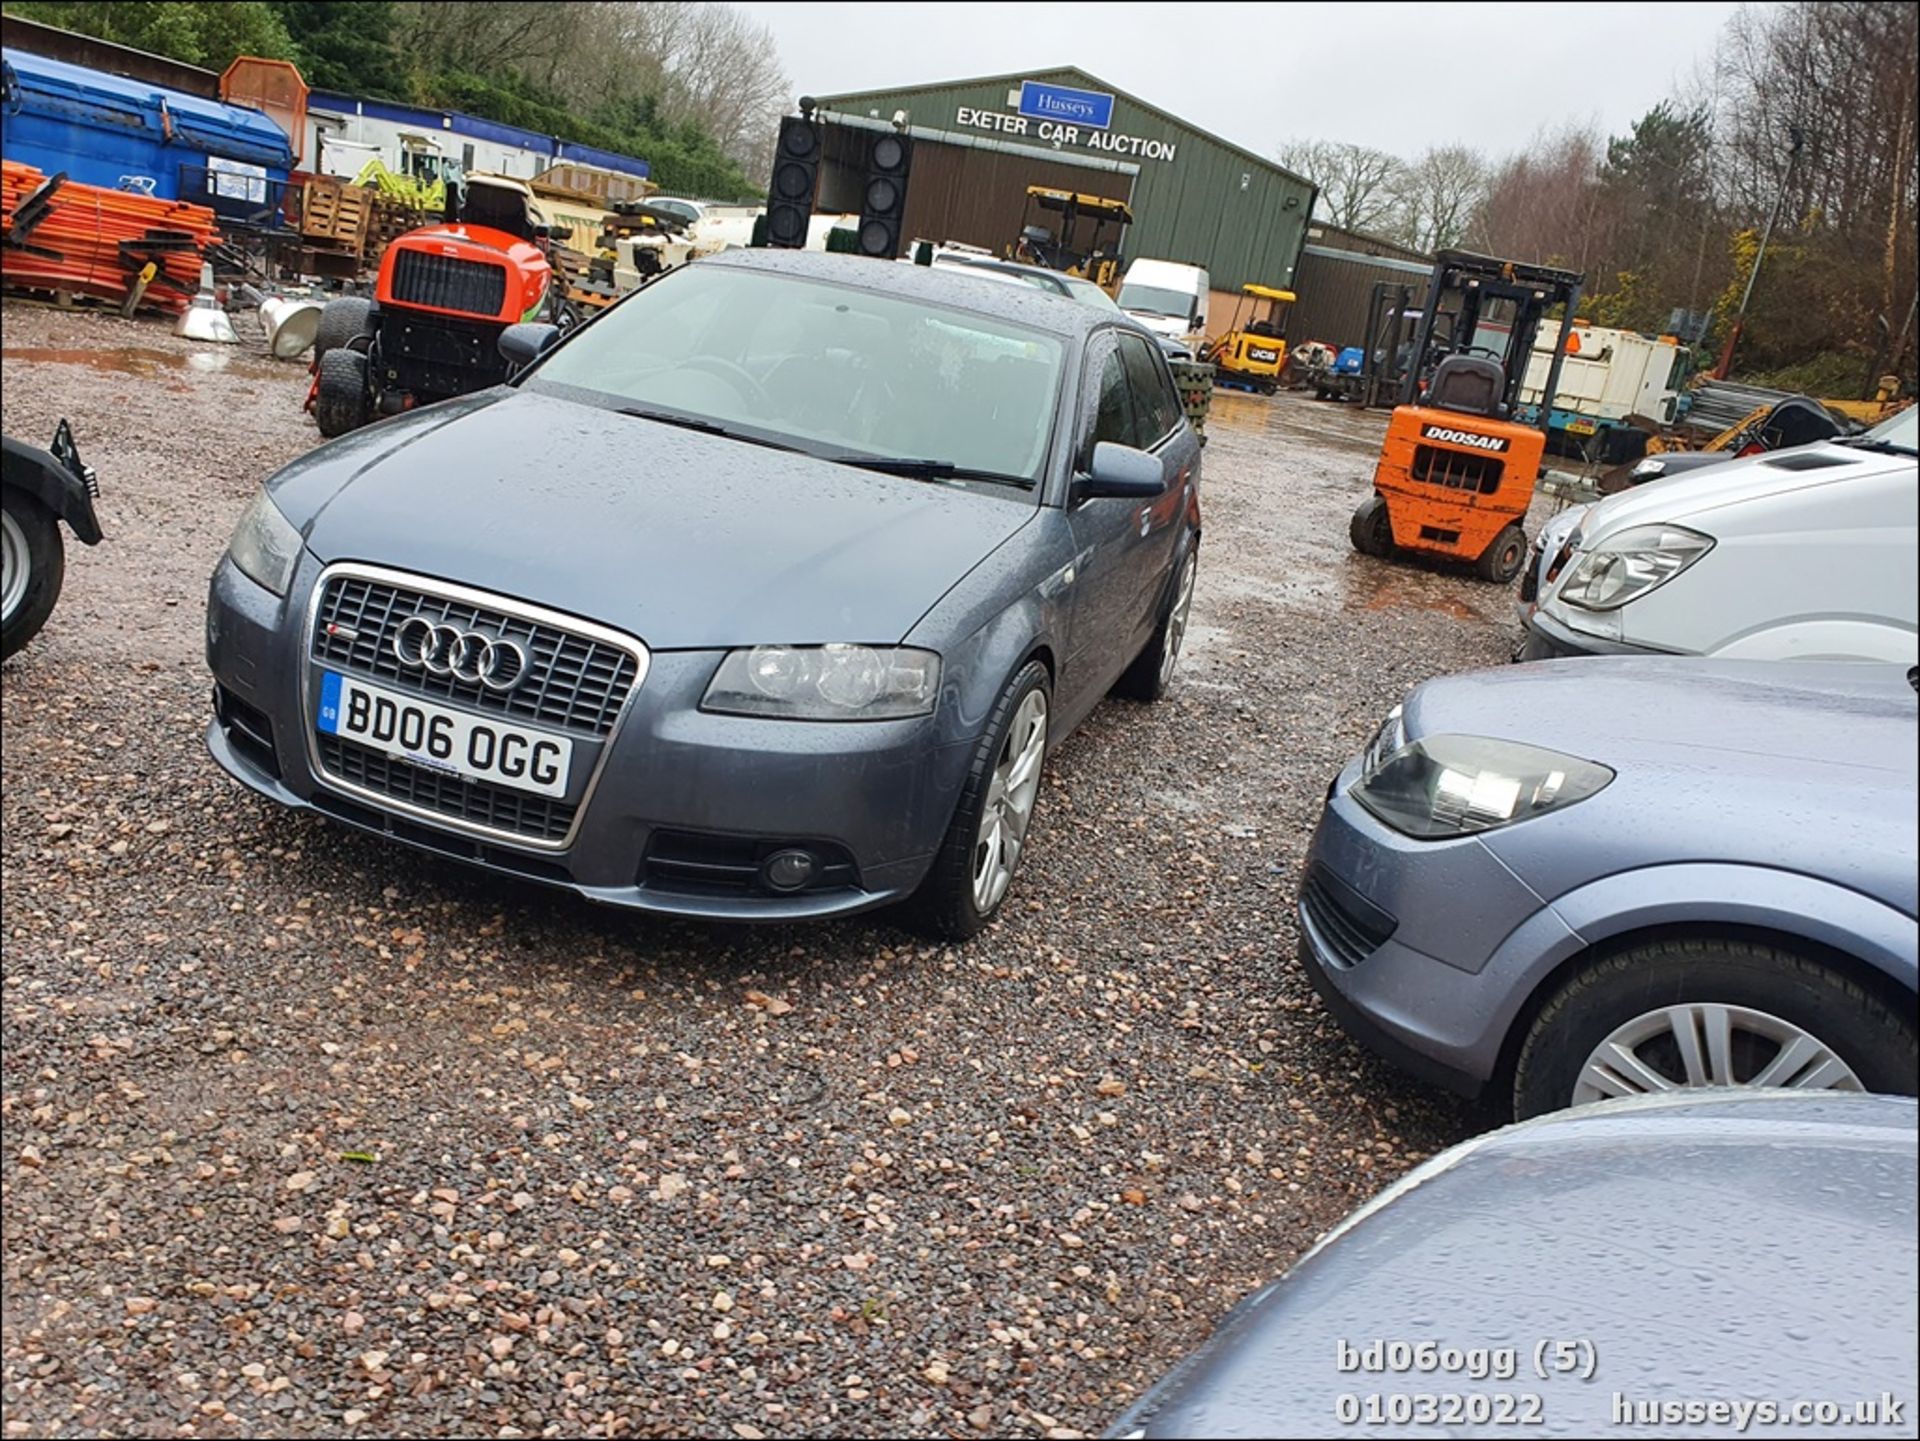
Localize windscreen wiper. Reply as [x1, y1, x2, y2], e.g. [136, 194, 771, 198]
[1836, 435, 1916, 456]
[825, 455, 1036, 489]
[615, 407, 803, 454]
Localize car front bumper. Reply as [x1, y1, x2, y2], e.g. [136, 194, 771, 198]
[204, 553, 971, 921]
[1296, 762, 1579, 1096]
[1515, 601, 1665, 661]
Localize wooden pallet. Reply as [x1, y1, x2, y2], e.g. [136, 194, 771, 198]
[1168, 359, 1216, 432]
[567, 281, 619, 311]
[299, 177, 370, 256]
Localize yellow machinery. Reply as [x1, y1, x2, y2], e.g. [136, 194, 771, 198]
[1010, 186, 1132, 290]
[1205, 283, 1296, 394]
[352, 137, 463, 214]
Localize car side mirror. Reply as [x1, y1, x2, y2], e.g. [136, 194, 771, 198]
[1077, 441, 1166, 500]
[499, 322, 561, 369]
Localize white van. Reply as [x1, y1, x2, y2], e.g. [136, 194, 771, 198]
[1117, 258, 1211, 350]
[1518, 404, 1918, 663]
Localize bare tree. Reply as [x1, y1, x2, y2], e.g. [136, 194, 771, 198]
[395, 1, 789, 183]
[595, 2, 789, 180]
[1468, 125, 1605, 273]
[1276, 138, 1404, 235]
[1391, 146, 1486, 252]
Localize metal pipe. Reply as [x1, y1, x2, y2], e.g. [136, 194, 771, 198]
[810, 107, 1141, 176]
[1534, 282, 1582, 445]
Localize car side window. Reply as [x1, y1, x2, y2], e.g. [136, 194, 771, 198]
[1119, 332, 1181, 445]
[1092, 344, 1136, 453]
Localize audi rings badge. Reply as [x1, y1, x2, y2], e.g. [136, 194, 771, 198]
[391, 616, 530, 692]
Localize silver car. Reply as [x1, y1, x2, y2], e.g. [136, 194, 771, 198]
[205, 251, 1202, 937]
[1300, 657, 1918, 1117]
[1111, 1091, 1918, 1438]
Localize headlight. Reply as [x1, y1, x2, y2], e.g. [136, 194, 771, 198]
[1555, 523, 1712, 611]
[1361, 704, 1405, 775]
[1354, 734, 1614, 839]
[226, 490, 302, 597]
[1629, 457, 1667, 481]
[702, 645, 940, 720]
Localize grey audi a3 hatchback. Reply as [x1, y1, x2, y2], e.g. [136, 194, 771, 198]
[204, 250, 1202, 937]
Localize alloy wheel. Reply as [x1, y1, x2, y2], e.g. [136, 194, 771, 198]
[1572, 1002, 1863, 1105]
[1159, 551, 1197, 689]
[0, 507, 28, 625]
[972, 688, 1048, 914]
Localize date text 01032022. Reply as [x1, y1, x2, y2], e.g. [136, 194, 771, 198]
[952, 107, 1178, 162]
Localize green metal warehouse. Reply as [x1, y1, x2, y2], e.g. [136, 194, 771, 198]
[813, 67, 1317, 322]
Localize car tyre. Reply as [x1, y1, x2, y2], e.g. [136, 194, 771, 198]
[1474, 523, 1527, 583]
[1512, 938, 1919, 1121]
[905, 659, 1052, 941]
[312, 296, 373, 363]
[1, 488, 65, 661]
[315, 349, 372, 438]
[1349, 493, 1392, 556]
[1114, 541, 1197, 702]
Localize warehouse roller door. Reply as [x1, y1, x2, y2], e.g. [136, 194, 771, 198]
[818, 125, 1133, 258]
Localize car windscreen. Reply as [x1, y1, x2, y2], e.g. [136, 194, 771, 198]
[1117, 282, 1193, 319]
[529, 264, 1065, 483]
[1060, 276, 1123, 312]
[934, 259, 1063, 296]
[1861, 404, 1918, 455]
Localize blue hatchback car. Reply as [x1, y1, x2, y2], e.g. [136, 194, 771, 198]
[1299, 659, 1919, 1118]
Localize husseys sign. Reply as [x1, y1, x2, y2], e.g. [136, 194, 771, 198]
[952, 79, 1178, 163]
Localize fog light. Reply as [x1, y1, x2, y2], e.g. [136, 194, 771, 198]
[762, 848, 817, 892]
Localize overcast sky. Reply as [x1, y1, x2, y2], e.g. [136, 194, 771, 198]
[733, 1, 1751, 159]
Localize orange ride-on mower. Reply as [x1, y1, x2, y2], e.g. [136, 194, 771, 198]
[1349, 249, 1584, 583]
[307, 175, 565, 438]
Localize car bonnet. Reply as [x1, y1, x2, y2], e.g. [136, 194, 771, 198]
[286, 389, 1040, 650]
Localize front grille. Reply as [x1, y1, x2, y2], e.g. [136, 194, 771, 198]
[1412, 443, 1504, 494]
[312, 576, 638, 737]
[1299, 865, 1397, 970]
[317, 734, 574, 843]
[388, 249, 509, 316]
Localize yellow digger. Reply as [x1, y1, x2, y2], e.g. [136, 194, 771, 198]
[1204, 283, 1295, 393]
[1010, 186, 1132, 290]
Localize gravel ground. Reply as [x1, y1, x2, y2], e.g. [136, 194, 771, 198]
[3, 303, 1549, 1439]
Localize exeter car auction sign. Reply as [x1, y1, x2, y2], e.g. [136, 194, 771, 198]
[952, 79, 1179, 163]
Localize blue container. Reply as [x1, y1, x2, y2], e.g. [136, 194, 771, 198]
[2, 47, 293, 205]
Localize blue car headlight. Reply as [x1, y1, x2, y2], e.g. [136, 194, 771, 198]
[702, 645, 940, 720]
[1354, 733, 1614, 839]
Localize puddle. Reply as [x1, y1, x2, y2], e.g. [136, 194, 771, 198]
[1358, 579, 1483, 623]
[5, 345, 290, 379]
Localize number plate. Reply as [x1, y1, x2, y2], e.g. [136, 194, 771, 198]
[1566, 418, 1598, 435]
[316, 672, 573, 799]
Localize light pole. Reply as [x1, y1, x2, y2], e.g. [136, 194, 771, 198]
[1714, 123, 1804, 380]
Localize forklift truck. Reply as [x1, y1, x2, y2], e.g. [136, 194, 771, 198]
[1348, 249, 1584, 583]
[1011, 186, 1133, 289]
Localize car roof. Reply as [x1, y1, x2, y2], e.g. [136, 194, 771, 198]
[703, 248, 1102, 338]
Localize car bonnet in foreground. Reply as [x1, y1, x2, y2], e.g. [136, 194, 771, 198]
[1108, 1091, 1918, 1439]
